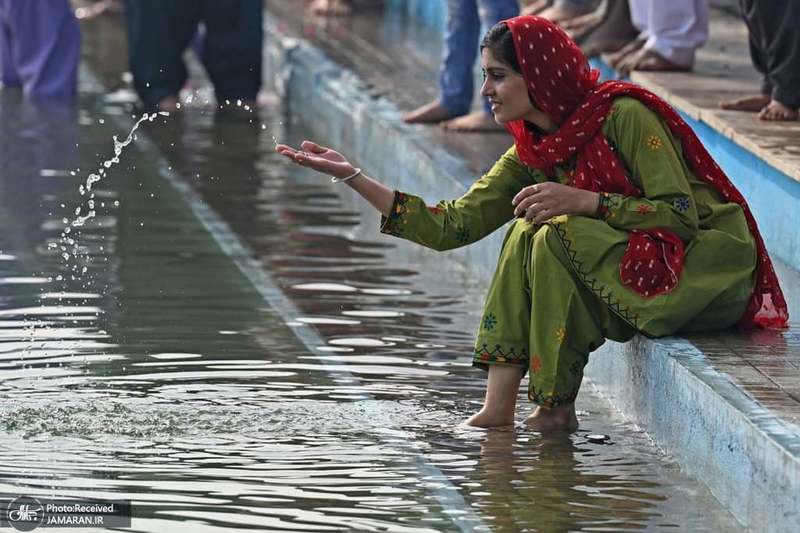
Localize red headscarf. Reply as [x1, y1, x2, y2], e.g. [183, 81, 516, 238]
[503, 15, 788, 329]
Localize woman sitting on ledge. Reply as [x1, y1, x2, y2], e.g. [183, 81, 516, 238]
[278, 15, 788, 431]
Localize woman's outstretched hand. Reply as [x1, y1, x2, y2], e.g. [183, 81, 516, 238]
[276, 140, 357, 180]
[512, 182, 599, 224]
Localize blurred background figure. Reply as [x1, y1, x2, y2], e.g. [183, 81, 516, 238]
[0, 0, 80, 101]
[310, 0, 352, 16]
[720, 0, 799, 121]
[403, 0, 519, 132]
[533, 0, 600, 23]
[122, 0, 263, 112]
[572, 0, 638, 58]
[609, 0, 708, 77]
[74, 0, 121, 20]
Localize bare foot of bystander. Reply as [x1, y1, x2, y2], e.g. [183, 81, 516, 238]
[617, 48, 690, 78]
[719, 94, 771, 112]
[759, 99, 799, 121]
[520, 0, 552, 16]
[310, 0, 351, 17]
[441, 111, 507, 132]
[403, 100, 454, 124]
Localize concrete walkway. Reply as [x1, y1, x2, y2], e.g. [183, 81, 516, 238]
[260, 2, 800, 531]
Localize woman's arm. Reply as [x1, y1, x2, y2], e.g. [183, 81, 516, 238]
[599, 98, 701, 242]
[278, 141, 535, 251]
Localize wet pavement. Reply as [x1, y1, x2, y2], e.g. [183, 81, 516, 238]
[0, 37, 747, 533]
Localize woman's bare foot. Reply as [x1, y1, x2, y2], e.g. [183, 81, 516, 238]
[607, 37, 644, 70]
[524, 404, 579, 432]
[617, 48, 689, 78]
[720, 94, 771, 112]
[310, 0, 350, 16]
[521, 0, 552, 16]
[441, 111, 506, 132]
[403, 100, 454, 124]
[462, 409, 515, 429]
[759, 99, 799, 121]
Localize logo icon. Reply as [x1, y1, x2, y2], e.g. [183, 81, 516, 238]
[5, 497, 44, 531]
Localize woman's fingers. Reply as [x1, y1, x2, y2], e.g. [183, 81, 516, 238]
[512, 184, 545, 208]
[301, 140, 327, 154]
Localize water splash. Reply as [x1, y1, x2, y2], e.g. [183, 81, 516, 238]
[58, 112, 169, 282]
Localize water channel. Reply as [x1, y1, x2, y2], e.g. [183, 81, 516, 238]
[0, 72, 746, 531]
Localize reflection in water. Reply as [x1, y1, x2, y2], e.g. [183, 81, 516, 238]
[0, 88, 743, 531]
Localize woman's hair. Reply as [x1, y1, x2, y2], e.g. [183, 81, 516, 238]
[480, 22, 520, 73]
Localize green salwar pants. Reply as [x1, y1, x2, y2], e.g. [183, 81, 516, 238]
[473, 219, 637, 407]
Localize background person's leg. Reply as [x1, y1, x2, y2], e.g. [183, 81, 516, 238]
[2, 0, 79, 100]
[403, 0, 481, 123]
[200, 0, 263, 105]
[0, 4, 22, 89]
[750, 0, 800, 119]
[641, 0, 707, 69]
[441, 0, 518, 131]
[123, 0, 198, 108]
[719, 0, 771, 113]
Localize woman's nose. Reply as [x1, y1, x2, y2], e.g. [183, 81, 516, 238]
[480, 78, 492, 97]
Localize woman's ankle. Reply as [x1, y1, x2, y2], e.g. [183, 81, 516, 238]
[524, 404, 578, 431]
[463, 409, 515, 429]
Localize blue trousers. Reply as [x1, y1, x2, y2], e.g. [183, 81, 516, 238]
[123, 0, 263, 107]
[0, 0, 80, 101]
[440, 0, 518, 116]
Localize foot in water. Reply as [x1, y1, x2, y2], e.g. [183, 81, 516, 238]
[441, 111, 507, 132]
[403, 100, 455, 124]
[524, 404, 579, 432]
[310, 0, 350, 17]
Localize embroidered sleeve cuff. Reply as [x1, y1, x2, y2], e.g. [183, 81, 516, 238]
[380, 191, 410, 237]
[595, 192, 619, 220]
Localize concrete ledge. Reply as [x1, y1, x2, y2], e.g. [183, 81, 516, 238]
[264, 10, 800, 533]
[588, 337, 799, 531]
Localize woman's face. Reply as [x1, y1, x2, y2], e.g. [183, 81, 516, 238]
[480, 47, 536, 124]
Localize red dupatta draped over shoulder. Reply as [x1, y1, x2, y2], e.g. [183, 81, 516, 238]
[502, 15, 788, 329]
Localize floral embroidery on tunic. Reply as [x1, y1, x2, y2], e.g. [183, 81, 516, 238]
[455, 226, 471, 244]
[636, 203, 653, 215]
[555, 327, 566, 343]
[646, 135, 663, 150]
[531, 355, 543, 373]
[482, 313, 497, 331]
[672, 197, 690, 212]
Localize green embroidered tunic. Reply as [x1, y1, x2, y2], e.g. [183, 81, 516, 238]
[380, 97, 757, 407]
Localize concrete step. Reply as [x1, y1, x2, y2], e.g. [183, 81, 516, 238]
[263, 1, 800, 531]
